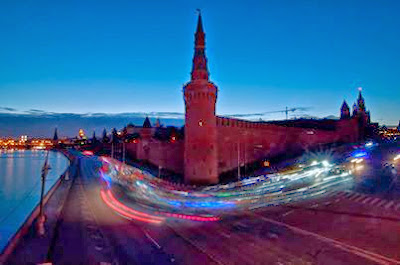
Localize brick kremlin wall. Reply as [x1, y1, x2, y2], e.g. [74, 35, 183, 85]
[126, 139, 184, 174]
[126, 117, 358, 177]
[215, 116, 359, 174]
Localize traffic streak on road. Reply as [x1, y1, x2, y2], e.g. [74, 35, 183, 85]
[58, 141, 399, 265]
[98, 155, 356, 224]
[18, 142, 397, 265]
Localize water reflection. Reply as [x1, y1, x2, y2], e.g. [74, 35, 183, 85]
[0, 150, 69, 252]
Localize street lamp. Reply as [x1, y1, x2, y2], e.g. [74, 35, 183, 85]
[158, 165, 162, 178]
[237, 142, 240, 180]
[36, 151, 51, 236]
[122, 142, 126, 163]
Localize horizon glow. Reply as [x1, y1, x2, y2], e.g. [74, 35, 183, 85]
[0, 1, 399, 127]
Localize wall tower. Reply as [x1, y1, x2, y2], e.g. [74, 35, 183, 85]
[183, 13, 218, 184]
[340, 100, 350, 119]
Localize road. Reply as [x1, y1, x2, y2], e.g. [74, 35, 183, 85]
[45, 156, 217, 265]
[44, 153, 400, 264]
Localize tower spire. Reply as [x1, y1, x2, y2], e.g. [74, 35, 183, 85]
[196, 9, 204, 33]
[357, 88, 365, 112]
[191, 10, 209, 81]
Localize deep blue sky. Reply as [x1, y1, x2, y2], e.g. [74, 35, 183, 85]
[1, 0, 399, 126]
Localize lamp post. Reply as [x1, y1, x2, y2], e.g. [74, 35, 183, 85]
[122, 142, 126, 163]
[158, 165, 162, 178]
[237, 142, 240, 180]
[37, 151, 51, 236]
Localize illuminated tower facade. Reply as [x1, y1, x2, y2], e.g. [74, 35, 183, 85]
[183, 13, 218, 184]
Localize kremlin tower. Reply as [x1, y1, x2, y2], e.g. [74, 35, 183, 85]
[183, 12, 218, 184]
[340, 100, 350, 119]
[122, 14, 372, 185]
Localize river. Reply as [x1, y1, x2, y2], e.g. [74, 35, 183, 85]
[0, 150, 69, 252]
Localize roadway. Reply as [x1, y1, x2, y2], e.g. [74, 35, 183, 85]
[46, 151, 400, 265]
[47, 155, 217, 265]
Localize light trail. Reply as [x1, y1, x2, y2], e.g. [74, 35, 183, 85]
[98, 156, 356, 223]
[100, 189, 164, 224]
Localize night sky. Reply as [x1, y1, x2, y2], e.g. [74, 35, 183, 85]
[1, 0, 399, 136]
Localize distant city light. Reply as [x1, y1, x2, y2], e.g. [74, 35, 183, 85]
[78, 128, 85, 138]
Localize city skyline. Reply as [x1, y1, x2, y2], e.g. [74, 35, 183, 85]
[1, 1, 399, 129]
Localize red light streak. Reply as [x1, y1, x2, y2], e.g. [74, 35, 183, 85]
[100, 189, 164, 224]
[101, 188, 219, 223]
[106, 190, 164, 221]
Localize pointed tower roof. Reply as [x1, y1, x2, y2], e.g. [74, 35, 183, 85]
[341, 100, 349, 111]
[340, 100, 350, 119]
[143, 117, 152, 128]
[196, 11, 204, 33]
[155, 118, 161, 128]
[191, 11, 209, 81]
[53, 127, 58, 141]
[357, 87, 366, 112]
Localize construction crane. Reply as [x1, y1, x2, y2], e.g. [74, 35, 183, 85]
[226, 107, 311, 120]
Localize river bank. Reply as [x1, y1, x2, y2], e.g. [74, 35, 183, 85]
[0, 150, 71, 261]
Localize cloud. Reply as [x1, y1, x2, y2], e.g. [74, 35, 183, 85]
[0, 107, 18, 112]
[28, 109, 46, 113]
[0, 111, 185, 137]
[82, 111, 185, 119]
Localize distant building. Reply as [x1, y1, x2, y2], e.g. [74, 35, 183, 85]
[53, 128, 58, 141]
[78, 129, 86, 139]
